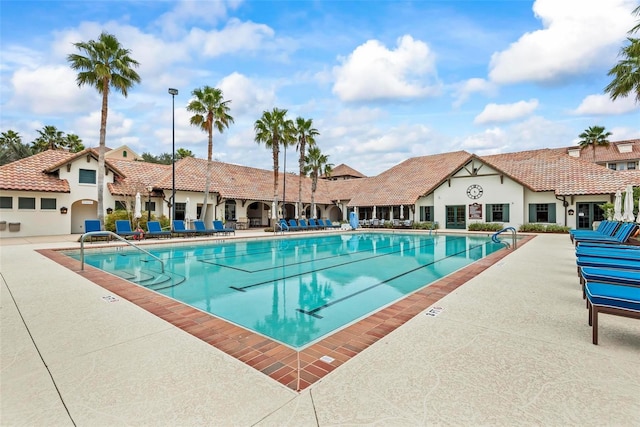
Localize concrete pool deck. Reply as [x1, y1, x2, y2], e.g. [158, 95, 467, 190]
[1, 231, 639, 425]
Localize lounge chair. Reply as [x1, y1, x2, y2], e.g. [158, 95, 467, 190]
[288, 219, 302, 231]
[579, 266, 640, 301]
[308, 218, 323, 229]
[213, 220, 235, 235]
[576, 247, 640, 261]
[324, 219, 341, 228]
[193, 220, 216, 235]
[84, 219, 111, 242]
[574, 222, 637, 246]
[298, 219, 312, 230]
[115, 220, 144, 240]
[146, 221, 172, 239]
[584, 281, 640, 345]
[570, 220, 617, 239]
[277, 219, 291, 231]
[172, 220, 199, 237]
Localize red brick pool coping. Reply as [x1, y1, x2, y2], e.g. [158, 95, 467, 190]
[38, 234, 533, 392]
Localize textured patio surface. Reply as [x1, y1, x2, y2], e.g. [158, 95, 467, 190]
[1, 231, 639, 426]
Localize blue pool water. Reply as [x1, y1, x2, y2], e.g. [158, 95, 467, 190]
[67, 232, 504, 348]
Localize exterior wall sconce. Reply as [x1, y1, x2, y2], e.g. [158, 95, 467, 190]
[106, 207, 113, 215]
[60, 207, 68, 214]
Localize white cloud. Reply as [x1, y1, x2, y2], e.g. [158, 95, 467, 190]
[452, 78, 498, 108]
[10, 65, 95, 114]
[332, 35, 440, 102]
[572, 93, 639, 115]
[489, 0, 636, 84]
[155, 0, 235, 36]
[217, 72, 277, 116]
[187, 19, 275, 57]
[474, 99, 539, 124]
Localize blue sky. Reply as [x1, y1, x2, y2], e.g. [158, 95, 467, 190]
[1, 0, 639, 176]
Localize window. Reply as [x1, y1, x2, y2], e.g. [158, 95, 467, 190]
[486, 204, 509, 222]
[627, 162, 636, 170]
[41, 198, 57, 210]
[123, 150, 128, 158]
[18, 197, 36, 209]
[0, 196, 12, 209]
[115, 201, 127, 210]
[419, 206, 433, 222]
[79, 168, 96, 184]
[607, 163, 617, 170]
[225, 200, 237, 220]
[528, 203, 556, 223]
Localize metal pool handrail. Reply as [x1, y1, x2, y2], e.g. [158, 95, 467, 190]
[80, 231, 165, 273]
[491, 227, 517, 249]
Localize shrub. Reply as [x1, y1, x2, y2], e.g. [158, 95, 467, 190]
[468, 222, 504, 232]
[519, 223, 570, 233]
[413, 221, 438, 230]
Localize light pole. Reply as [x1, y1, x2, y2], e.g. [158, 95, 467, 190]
[147, 185, 153, 221]
[282, 143, 286, 220]
[168, 88, 178, 223]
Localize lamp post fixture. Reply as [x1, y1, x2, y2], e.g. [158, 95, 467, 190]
[168, 88, 178, 223]
[147, 185, 153, 221]
[282, 143, 286, 220]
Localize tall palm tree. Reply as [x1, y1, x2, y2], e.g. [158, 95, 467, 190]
[64, 133, 85, 153]
[578, 126, 612, 158]
[255, 108, 294, 222]
[31, 125, 65, 152]
[67, 32, 141, 226]
[293, 117, 319, 219]
[186, 86, 234, 220]
[605, 38, 640, 104]
[0, 130, 32, 165]
[303, 146, 333, 219]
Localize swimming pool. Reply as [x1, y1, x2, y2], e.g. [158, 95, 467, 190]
[67, 232, 504, 348]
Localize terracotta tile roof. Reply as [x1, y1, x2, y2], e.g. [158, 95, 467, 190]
[43, 147, 127, 177]
[150, 157, 333, 204]
[348, 151, 473, 206]
[107, 159, 172, 196]
[322, 163, 367, 179]
[552, 139, 640, 163]
[482, 148, 640, 195]
[0, 150, 72, 192]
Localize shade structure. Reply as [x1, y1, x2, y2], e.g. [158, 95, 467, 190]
[271, 201, 277, 219]
[134, 192, 142, 219]
[623, 184, 635, 222]
[613, 190, 623, 221]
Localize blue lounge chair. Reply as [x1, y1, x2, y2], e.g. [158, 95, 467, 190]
[193, 220, 216, 235]
[584, 281, 640, 345]
[288, 219, 302, 231]
[277, 219, 290, 231]
[115, 220, 144, 240]
[298, 219, 312, 230]
[570, 221, 619, 242]
[213, 220, 235, 235]
[84, 219, 111, 242]
[576, 247, 640, 261]
[308, 218, 323, 229]
[146, 221, 172, 239]
[324, 219, 341, 228]
[172, 220, 199, 237]
[574, 222, 637, 246]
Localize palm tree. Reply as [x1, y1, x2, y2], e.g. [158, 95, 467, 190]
[293, 117, 319, 219]
[254, 108, 294, 223]
[605, 38, 640, 103]
[67, 32, 141, 226]
[605, 5, 640, 103]
[303, 146, 333, 219]
[31, 125, 65, 152]
[186, 86, 234, 220]
[64, 133, 85, 153]
[0, 130, 32, 165]
[176, 148, 194, 159]
[578, 126, 612, 158]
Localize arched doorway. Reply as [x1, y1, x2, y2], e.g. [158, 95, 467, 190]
[71, 199, 98, 233]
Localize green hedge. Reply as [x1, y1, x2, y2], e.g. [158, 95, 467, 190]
[467, 222, 504, 232]
[518, 223, 570, 233]
[104, 210, 170, 232]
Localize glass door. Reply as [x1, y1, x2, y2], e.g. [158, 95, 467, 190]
[446, 205, 466, 229]
[576, 202, 605, 229]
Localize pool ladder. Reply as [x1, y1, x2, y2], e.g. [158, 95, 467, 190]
[491, 227, 517, 249]
[79, 231, 165, 272]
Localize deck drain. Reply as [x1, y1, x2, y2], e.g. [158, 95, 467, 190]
[320, 355, 334, 363]
[425, 306, 443, 317]
[101, 295, 119, 303]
